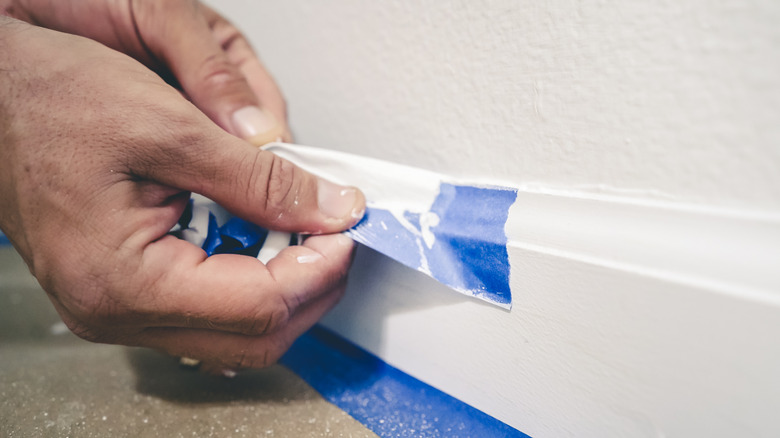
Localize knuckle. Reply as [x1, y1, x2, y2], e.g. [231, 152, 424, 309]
[233, 347, 266, 369]
[233, 349, 252, 369]
[232, 339, 288, 369]
[196, 54, 250, 98]
[256, 154, 300, 224]
[247, 294, 292, 336]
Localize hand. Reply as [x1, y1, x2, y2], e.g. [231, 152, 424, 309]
[3, 0, 290, 145]
[0, 17, 365, 370]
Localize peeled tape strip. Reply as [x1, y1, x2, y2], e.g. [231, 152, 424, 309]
[262, 143, 517, 309]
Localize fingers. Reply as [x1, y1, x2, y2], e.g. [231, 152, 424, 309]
[132, 128, 364, 233]
[132, 1, 285, 144]
[201, 4, 292, 143]
[127, 233, 353, 369]
[7, 1, 288, 144]
[138, 277, 344, 369]
[135, 233, 355, 336]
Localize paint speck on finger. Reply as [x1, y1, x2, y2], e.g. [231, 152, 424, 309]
[296, 253, 323, 264]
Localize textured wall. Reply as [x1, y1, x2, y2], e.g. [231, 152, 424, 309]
[216, 0, 779, 212]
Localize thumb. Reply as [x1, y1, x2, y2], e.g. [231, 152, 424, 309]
[134, 1, 285, 145]
[137, 128, 365, 234]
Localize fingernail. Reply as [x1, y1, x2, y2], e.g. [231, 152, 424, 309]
[179, 357, 201, 368]
[232, 106, 281, 145]
[317, 178, 363, 222]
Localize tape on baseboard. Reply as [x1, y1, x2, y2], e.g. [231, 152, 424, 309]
[263, 143, 516, 309]
[172, 143, 517, 309]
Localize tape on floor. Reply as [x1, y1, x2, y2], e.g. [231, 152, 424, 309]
[281, 326, 531, 438]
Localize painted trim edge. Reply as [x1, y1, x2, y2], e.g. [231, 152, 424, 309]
[280, 326, 531, 438]
[508, 191, 780, 304]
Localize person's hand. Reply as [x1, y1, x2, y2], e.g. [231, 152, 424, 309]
[0, 17, 365, 372]
[3, 0, 290, 145]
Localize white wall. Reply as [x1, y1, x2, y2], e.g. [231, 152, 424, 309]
[217, 0, 780, 213]
[213, 1, 780, 437]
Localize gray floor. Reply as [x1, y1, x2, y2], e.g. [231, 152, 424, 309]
[0, 247, 376, 437]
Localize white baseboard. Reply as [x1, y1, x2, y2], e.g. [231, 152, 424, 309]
[508, 189, 780, 303]
[322, 190, 780, 437]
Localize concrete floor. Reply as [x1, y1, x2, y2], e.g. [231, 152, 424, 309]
[0, 247, 376, 437]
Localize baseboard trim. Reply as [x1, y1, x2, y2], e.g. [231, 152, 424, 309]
[508, 189, 780, 304]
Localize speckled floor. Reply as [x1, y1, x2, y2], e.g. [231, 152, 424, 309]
[0, 247, 376, 437]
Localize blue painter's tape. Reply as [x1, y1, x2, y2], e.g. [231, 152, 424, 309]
[350, 208, 424, 270]
[281, 326, 530, 438]
[178, 180, 517, 307]
[216, 217, 268, 255]
[0, 232, 10, 246]
[348, 183, 517, 307]
[201, 215, 269, 257]
[201, 213, 222, 256]
[428, 184, 516, 305]
[177, 181, 517, 308]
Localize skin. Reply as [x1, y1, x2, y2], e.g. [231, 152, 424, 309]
[0, 1, 365, 374]
[2, 0, 292, 142]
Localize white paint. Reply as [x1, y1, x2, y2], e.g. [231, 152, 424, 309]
[211, 1, 780, 437]
[256, 231, 292, 264]
[179, 205, 210, 248]
[296, 253, 322, 264]
[419, 211, 440, 250]
[263, 143, 441, 213]
[385, 208, 432, 276]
